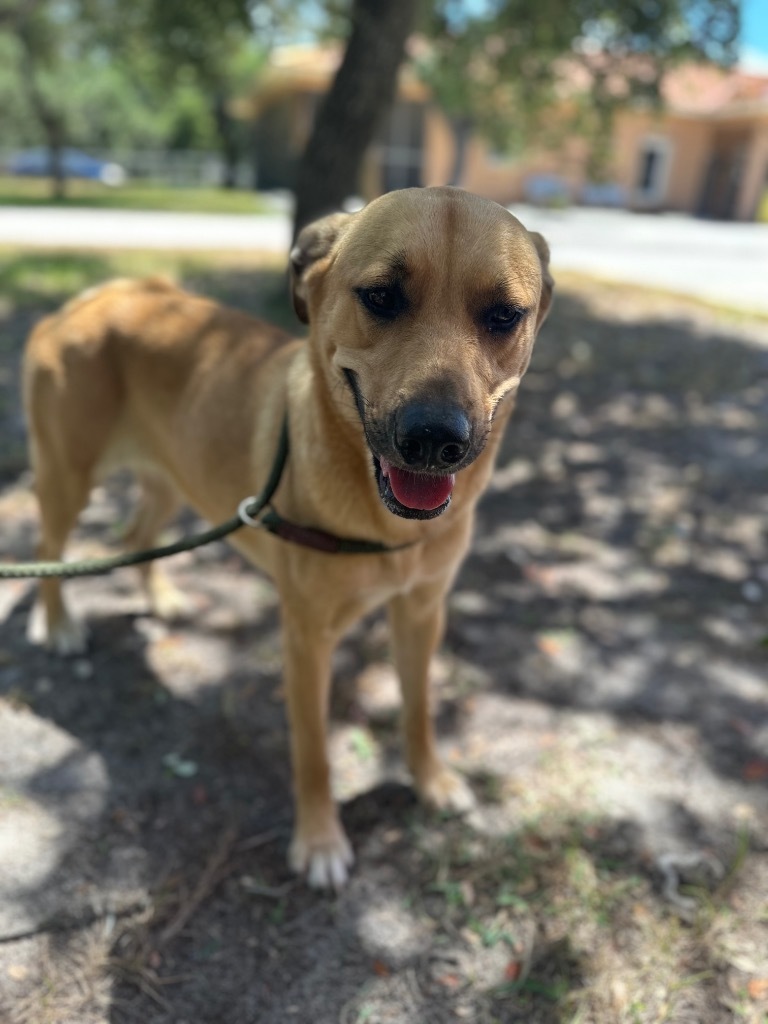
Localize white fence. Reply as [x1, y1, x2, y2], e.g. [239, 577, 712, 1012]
[0, 148, 254, 188]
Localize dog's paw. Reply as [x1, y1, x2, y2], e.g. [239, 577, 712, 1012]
[27, 605, 89, 657]
[416, 764, 476, 814]
[289, 823, 354, 891]
[48, 618, 90, 657]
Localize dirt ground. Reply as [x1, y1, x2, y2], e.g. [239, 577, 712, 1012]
[0, 257, 767, 1024]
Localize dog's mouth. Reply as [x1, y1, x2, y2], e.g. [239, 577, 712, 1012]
[343, 367, 457, 521]
[373, 455, 454, 520]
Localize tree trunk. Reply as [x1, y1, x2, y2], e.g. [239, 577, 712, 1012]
[585, 73, 616, 183]
[292, 0, 419, 240]
[17, 12, 67, 199]
[45, 116, 66, 200]
[214, 93, 240, 189]
[447, 115, 473, 187]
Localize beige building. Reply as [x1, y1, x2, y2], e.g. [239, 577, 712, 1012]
[239, 45, 768, 222]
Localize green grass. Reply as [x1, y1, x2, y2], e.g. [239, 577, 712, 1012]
[0, 250, 119, 305]
[0, 176, 272, 214]
[409, 811, 756, 1023]
[0, 247, 298, 331]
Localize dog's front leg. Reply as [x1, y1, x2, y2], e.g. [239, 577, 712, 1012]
[282, 610, 353, 889]
[389, 583, 476, 813]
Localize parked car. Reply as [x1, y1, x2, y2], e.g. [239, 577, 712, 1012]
[5, 148, 126, 186]
[523, 173, 572, 207]
[581, 182, 628, 208]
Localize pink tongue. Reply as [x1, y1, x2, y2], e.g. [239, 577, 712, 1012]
[381, 460, 455, 510]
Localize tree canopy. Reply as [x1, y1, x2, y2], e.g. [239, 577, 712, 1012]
[418, 0, 740, 182]
[0, 0, 283, 193]
[0, 0, 742, 213]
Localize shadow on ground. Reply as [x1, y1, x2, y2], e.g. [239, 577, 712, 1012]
[0, 262, 766, 1023]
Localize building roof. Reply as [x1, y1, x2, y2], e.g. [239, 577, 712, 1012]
[237, 43, 768, 124]
[237, 43, 429, 118]
[662, 63, 768, 118]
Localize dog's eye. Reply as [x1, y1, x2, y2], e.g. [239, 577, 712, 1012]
[356, 286, 404, 320]
[483, 304, 524, 334]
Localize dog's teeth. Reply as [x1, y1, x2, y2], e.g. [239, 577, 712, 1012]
[379, 457, 391, 479]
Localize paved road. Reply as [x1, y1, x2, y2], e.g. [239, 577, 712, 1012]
[1, 203, 766, 313]
[510, 204, 768, 314]
[0, 206, 291, 253]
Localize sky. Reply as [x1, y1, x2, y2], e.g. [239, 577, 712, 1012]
[445, 1, 768, 70]
[295, 0, 768, 70]
[741, 0, 768, 68]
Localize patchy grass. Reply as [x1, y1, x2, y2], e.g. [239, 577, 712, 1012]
[556, 270, 768, 326]
[4, 925, 115, 1024]
[394, 808, 764, 1024]
[0, 177, 272, 214]
[0, 248, 294, 327]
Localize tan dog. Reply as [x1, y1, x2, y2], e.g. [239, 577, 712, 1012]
[23, 187, 553, 888]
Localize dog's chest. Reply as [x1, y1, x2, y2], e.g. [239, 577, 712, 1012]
[345, 534, 463, 608]
[278, 533, 457, 631]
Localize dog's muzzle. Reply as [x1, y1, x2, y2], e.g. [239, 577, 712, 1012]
[343, 369, 480, 521]
[393, 401, 471, 472]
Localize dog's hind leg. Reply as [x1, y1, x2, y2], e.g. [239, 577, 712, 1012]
[24, 327, 123, 654]
[123, 469, 190, 620]
[27, 447, 93, 656]
[389, 581, 476, 813]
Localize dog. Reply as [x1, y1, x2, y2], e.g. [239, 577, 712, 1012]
[23, 187, 553, 889]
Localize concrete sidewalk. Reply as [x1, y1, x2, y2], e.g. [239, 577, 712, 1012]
[1, 202, 766, 313]
[510, 204, 768, 314]
[0, 206, 291, 252]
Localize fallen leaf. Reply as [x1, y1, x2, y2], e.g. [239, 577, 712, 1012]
[437, 973, 461, 989]
[460, 880, 475, 907]
[742, 760, 768, 782]
[504, 961, 521, 982]
[611, 978, 629, 1011]
[729, 717, 754, 737]
[7, 964, 28, 981]
[535, 628, 579, 658]
[372, 960, 390, 977]
[748, 978, 768, 1000]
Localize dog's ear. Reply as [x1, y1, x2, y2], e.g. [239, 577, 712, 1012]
[289, 212, 353, 324]
[529, 231, 554, 331]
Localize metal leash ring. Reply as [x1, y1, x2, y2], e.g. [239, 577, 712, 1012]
[238, 497, 267, 529]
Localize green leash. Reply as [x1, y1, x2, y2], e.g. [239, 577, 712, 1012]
[0, 417, 407, 580]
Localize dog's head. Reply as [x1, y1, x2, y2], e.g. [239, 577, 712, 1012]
[290, 187, 553, 521]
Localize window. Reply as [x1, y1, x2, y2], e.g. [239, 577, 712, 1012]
[378, 103, 425, 192]
[634, 136, 672, 205]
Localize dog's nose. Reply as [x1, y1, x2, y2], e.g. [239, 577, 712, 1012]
[394, 403, 471, 470]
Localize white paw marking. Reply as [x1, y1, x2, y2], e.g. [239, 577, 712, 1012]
[289, 829, 354, 891]
[418, 766, 476, 814]
[27, 605, 89, 657]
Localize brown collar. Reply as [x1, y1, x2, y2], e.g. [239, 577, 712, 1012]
[238, 416, 414, 555]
